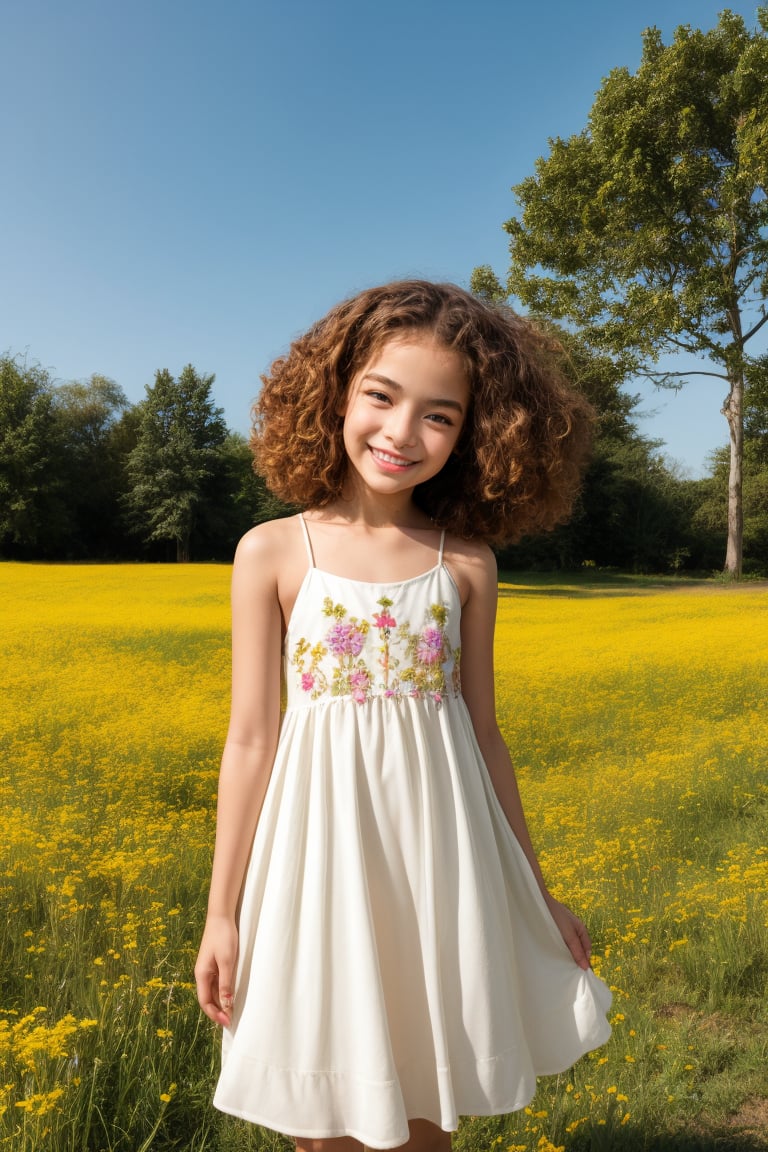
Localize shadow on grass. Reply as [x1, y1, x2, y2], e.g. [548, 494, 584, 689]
[495, 570, 716, 598]
[568, 1121, 768, 1151]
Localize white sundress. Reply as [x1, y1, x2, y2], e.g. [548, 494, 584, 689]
[214, 516, 612, 1148]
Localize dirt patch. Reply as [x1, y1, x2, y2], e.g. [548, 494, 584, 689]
[656, 1001, 696, 1020]
[695, 1011, 764, 1040]
[727, 1097, 768, 1135]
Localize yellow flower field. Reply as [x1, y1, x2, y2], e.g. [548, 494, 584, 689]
[1, 564, 767, 1151]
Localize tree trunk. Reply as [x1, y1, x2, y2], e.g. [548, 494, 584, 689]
[722, 372, 744, 578]
[176, 535, 191, 563]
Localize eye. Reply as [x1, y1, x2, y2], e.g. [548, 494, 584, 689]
[365, 389, 391, 404]
[425, 413, 454, 426]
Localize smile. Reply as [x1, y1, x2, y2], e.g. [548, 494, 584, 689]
[370, 447, 417, 468]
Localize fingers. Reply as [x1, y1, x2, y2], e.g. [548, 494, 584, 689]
[197, 975, 233, 1026]
[195, 924, 239, 1027]
[195, 960, 235, 1027]
[566, 919, 592, 971]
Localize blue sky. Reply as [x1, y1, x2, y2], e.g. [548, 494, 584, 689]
[2, 0, 764, 476]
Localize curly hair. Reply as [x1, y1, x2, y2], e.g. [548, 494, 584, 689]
[250, 280, 593, 545]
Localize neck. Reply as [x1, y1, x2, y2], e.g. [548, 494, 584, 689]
[314, 480, 430, 530]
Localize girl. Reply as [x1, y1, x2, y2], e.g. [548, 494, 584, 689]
[195, 280, 612, 1152]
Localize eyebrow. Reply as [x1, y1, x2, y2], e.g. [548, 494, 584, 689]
[363, 372, 465, 415]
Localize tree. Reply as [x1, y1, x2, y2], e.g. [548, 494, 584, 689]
[187, 431, 297, 559]
[0, 355, 65, 555]
[53, 375, 131, 557]
[479, 8, 768, 576]
[124, 365, 228, 562]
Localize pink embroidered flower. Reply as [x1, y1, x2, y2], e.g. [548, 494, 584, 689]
[349, 667, 370, 703]
[327, 621, 365, 657]
[301, 672, 315, 692]
[417, 626, 443, 665]
[373, 612, 396, 629]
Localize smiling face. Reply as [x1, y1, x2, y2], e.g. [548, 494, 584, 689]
[340, 335, 470, 508]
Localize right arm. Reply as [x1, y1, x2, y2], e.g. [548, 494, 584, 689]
[194, 528, 283, 1026]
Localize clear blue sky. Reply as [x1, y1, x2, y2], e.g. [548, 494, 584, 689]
[2, 0, 764, 476]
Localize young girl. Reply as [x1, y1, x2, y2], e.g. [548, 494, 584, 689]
[195, 280, 612, 1152]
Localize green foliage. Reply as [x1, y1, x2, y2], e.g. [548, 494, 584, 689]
[469, 264, 507, 304]
[124, 366, 229, 562]
[0, 355, 65, 556]
[0, 352, 297, 562]
[745, 353, 768, 460]
[190, 432, 295, 560]
[694, 440, 768, 574]
[504, 10, 768, 370]
[52, 375, 133, 558]
[488, 7, 768, 575]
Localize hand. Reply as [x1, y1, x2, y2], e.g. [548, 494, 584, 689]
[545, 896, 592, 971]
[195, 916, 239, 1026]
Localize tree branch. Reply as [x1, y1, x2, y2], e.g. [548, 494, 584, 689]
[743, 310, 768, 344]
[636, 369, 730, 382]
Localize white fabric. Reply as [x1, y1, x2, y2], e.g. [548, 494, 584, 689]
[214, 549, 611, 1148]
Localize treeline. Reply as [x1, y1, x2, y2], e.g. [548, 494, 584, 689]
[2, 349, 766, 572]
[0, 357, 286, 564]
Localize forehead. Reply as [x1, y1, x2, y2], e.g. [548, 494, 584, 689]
[356, 335, 469, 398]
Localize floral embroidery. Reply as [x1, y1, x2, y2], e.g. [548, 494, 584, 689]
[290, 595, 460, 705]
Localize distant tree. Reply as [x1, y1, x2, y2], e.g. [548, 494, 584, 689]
[478, 8, 768, 577]
[53, 375, 130, 557]
[190, 431, 297, 559]
[124, 365, 228, 562]
[0, 355, 64, 555]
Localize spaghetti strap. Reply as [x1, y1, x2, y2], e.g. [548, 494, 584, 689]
[298, 514, 315, 567]
[437, 528, 446, 566]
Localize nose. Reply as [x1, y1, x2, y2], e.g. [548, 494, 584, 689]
[385, 406, 418, 448]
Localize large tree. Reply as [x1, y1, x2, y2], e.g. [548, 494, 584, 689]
[125, 365, 228, 561]
[479, 7, 768, 576]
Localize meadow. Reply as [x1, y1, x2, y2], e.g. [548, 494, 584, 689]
[1, 564, 767, 1152]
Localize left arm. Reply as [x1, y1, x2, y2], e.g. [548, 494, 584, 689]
[456, 544, 592, 971]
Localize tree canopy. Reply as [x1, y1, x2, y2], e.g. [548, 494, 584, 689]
[124, 366, 229, 562]
[478, 7, 768, 576]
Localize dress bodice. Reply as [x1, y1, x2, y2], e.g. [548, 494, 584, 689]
[283, 518, 462, 710]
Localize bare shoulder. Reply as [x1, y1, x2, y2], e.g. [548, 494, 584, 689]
[233, 517, 302, 588]
[443, 535, 497, 605]
[234, 515, 307, 625]
[236, 517, 294, 566]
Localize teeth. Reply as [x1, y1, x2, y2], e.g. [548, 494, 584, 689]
[372, 448, 413, 465]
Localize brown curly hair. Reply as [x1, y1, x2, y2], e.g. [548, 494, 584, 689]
[251, 280, 593, 545]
